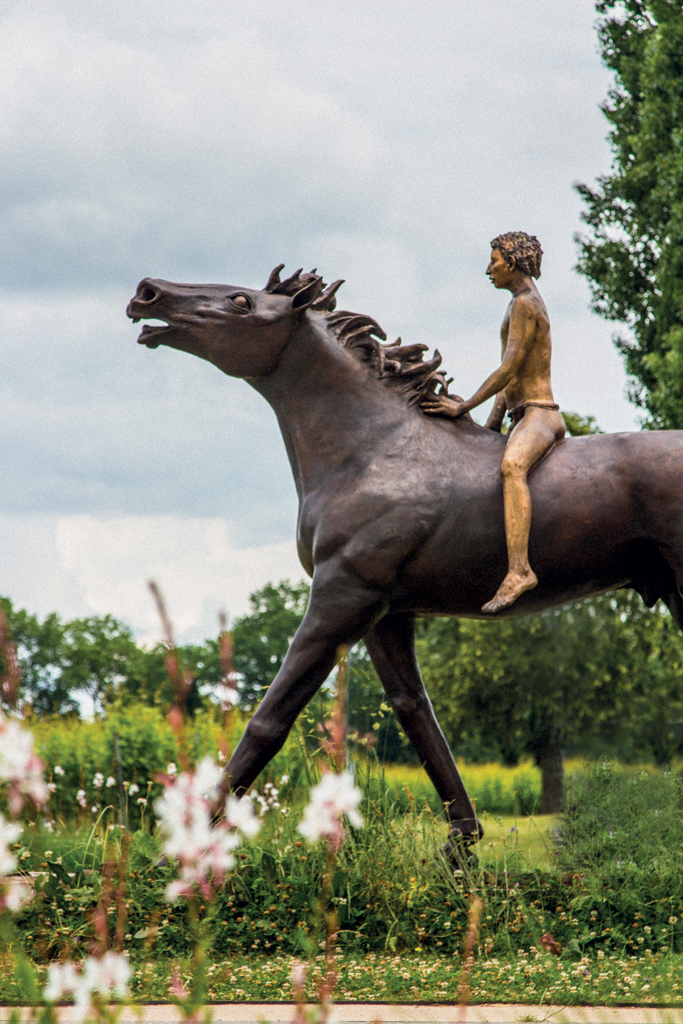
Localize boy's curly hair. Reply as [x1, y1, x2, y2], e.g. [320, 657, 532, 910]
[490, 231, 543, 278]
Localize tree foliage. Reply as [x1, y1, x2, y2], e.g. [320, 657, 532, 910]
[230, 580, 311, 711]
[417, 591, 683, 776]
[575, 0, 683, 426]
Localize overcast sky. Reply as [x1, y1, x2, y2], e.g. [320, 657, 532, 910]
[0, 0, 638, 643]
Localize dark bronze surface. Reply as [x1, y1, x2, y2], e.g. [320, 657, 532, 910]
[128, 266, 683, 847]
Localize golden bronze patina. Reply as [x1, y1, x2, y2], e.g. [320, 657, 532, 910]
[421, 232, 565, 613]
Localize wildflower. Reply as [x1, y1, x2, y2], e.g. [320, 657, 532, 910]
[54, 765, 65, 776]
[167, 763, 177, 778]
[76, 789, 87, 809]
[47, 782, 57, 794]
[44, 952, 131, 1024]
[137, 798, 147, 805]
[3, 878, 31, 911]
[106, 776, 116, 788]
[0, 713, 48, 814]
[298, 770, 363, 850]
[225, 795, 260, 838]
[0, 815, 21, 876]
[155, 756, 260, 901]
[670, 916, 678, 924]
[169, 964, 188, 1000]
[129, 783, 140, 795]
[93, 773, 104, 789]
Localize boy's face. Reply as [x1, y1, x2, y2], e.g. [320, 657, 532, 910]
[486, 248, 515, 289]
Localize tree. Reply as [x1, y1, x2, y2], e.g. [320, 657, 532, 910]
[575, 0, 683, 427]
[0, 598, 77, 716]
[0, 598, 210, 715]
[231, 581, 311, 711]
[417, 591, 683, 813]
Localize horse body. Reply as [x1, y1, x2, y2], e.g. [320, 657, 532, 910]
[127, 267, 683, 849]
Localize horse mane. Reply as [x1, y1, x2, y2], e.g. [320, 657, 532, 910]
[264, 265, 451, 406]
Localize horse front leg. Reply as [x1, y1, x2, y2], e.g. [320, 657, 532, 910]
[363, 612, 483, 864]
[220, 569, 388, 799]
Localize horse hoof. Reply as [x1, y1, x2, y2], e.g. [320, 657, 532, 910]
[442, 836, 478, 872]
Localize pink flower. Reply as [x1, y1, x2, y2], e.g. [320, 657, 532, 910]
[154, 756, 260, 901]
[298, 771, 363, 851]
[44, 952, 131, 1023]
[0, 813, 28, 913]
[0, 714, 47, 814]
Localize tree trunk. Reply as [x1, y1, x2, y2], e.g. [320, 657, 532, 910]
[539, 743, 564, 814]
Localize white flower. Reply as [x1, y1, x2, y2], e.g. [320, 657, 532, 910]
[167, 763, 177, 777]
[53, 765, 65, 776]
[155, 757, 258, 901]
[47, 782, 57, 794]
[44, 953, 131, 1024]
[298, 771, 363, 849]
[280, 774, 289, 785]
[44, 961, 80, 1002]
[225, 795, 260, 838]
[128, 783, 139, 795]
[4, 879, 31, 911]
[106, 776, 116, 788]
[137, 798, 147, 805]
[0, 713, 48, 814]
[76, 789, 87, 809]
[93, 773, 104, 789]
[0, 814, 21, 875]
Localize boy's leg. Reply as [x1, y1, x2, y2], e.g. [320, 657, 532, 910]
[482, 407, 565, 614]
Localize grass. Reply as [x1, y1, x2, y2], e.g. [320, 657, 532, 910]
[2, 950, 683, 1005]
[7, 757, 683, 1012]
[473, 814, 557, 872]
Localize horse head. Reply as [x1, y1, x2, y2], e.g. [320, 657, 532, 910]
[128, 265, 452, 406]
[126, 266, 340, 379]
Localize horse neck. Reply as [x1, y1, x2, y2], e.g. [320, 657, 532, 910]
[251, 316, 408, 496]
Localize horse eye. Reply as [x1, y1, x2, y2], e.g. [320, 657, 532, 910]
[232, 294, 250, 309]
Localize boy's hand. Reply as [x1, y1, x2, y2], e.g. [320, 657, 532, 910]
[420, 395, 470, 419]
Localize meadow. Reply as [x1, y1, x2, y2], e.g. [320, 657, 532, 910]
[2, 697, 683, 1010]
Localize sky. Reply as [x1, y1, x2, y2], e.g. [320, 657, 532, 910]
[0, 0, 639, 644]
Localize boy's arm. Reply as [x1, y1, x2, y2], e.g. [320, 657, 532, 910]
[485, 392, 507, 432]
[421, 297, 535, 419]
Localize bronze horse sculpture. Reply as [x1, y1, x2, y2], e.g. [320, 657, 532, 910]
[127, 265, 683, 853]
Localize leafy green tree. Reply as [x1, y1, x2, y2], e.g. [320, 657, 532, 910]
[0, 598, 210, 715]
[417, 591, 683, 813]
[0, 597, 77, 716]
[575, 0, 683, 426]
[562, 411, 603, 437]
[59, 615, 148, 710]
[231, 581, 311, 711]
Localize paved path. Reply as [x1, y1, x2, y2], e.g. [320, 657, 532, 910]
[3, 1005, 683, 1023]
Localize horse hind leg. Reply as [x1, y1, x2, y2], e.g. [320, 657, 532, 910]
[363, 612, 483, 868]
[630, 541, 683, 631]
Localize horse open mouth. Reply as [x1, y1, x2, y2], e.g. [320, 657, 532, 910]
[135, 321, 172, 348]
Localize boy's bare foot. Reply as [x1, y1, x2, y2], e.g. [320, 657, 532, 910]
[482, 568, 538, 614]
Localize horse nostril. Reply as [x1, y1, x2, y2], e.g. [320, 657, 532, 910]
[137, 283, 160, 304]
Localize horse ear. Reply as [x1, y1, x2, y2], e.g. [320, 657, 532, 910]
[291, 276, 324, 312]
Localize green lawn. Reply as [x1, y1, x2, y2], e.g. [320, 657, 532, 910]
[473, 814, 557, 872]
[3, 950, 683, 1006]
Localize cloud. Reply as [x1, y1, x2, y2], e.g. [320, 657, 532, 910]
[1, 513, 305, 644]
[0, 0, 642, 632]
